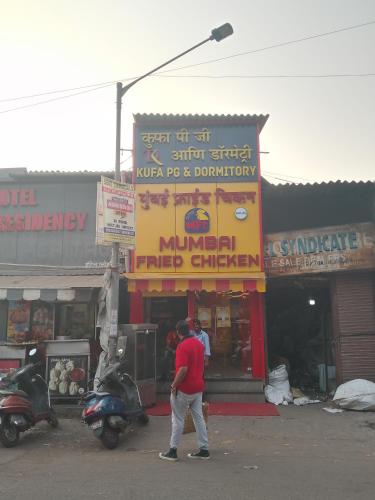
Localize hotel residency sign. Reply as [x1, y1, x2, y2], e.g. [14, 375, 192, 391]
[133, 117, 265, 275]
[264, 222, 375, 277]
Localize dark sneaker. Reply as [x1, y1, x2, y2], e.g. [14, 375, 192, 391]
[159, 448, 178, 461]
[187, 449, 210, 460]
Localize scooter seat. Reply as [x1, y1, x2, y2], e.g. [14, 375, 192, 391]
[0, 389, 29, 398]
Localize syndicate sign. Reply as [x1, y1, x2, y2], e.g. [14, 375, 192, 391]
[264, 222, 375, 276]
[96, 176, 135, 247]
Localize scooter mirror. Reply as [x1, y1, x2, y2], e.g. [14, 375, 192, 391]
[29, 348, 37, 356]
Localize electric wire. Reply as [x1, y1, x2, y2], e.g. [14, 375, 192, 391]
[0, 79, 136, 103]
[0, 19, 374, 109]
[157, 20, 375, 73]
[263, 170, 316, 182]
[120, 153, 133, 165]
[263, 173, 309, 184]
[156, 72, 375, 79]
[0, 82, 114, 115]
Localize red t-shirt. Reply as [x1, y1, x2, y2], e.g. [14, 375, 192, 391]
[175, 336, 205, 394]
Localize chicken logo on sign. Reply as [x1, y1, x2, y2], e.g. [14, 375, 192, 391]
[184, 208, 210, 234]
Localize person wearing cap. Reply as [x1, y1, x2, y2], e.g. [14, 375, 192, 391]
[159, 319, 210, 462]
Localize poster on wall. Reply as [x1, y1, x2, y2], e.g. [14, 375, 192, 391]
[47, 355, 88, 398]
[30, 303, 54, 343]
[197, 307, 211, 329]
[96, 176, 135, 247]
[0, 359, 22, 375]
[216, 306, 231, 328]
[7, 301, 31, 344]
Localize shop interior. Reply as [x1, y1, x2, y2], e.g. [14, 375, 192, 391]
[144, 291, 253, 381]
[266, 278, 336, 394]
[0, 299, 98, 399]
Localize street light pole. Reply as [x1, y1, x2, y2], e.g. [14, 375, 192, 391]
[107, 23, 234, 364]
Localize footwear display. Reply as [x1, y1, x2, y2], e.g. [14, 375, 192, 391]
[187, 449, 210, 460]
[159, 448, 178, 461]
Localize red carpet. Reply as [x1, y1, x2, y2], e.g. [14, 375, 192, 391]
[146, 402, 279, 417]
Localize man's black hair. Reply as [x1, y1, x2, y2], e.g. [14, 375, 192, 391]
[176, 320, 190, 337]
[193, 319, 201, 327]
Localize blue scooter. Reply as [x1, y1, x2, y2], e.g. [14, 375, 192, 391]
[81, 361, 149, 449]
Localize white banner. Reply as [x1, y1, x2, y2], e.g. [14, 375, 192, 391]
[96, 176, 135, 247]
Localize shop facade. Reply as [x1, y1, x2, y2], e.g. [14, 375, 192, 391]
[263, 181, 375, 390]
[125, 114, 269, 384]
[0, 169, 113, 396]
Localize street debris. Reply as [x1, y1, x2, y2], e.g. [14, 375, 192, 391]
[243, 465, 258, 470]
[333, 379, 375, 411]
[291, 387, 305, 399]
[322, 407, 344, 414]
[293, 396, 321, 406]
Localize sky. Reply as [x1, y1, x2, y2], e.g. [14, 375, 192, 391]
[1, 0, 374, 184]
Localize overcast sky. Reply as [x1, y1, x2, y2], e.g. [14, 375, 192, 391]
[1, 0, 374, 184]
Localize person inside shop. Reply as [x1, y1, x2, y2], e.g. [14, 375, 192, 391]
[159, 320, 210, 462]
[160, 321, 179, 382]
[192, 319, 211, 367]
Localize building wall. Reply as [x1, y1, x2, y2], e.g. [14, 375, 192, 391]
[331, 272, 375, 382]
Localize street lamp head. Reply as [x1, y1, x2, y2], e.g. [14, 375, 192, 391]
[211, 23, 234, 42]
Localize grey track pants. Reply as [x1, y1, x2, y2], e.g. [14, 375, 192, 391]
[170, 391, 209, 450]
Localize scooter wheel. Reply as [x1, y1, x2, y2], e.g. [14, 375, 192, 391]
[0, 423, 20, 448]
[47, 410, 59, 428]
[100, 426, 119, 450]
[137, 413, 149, 425]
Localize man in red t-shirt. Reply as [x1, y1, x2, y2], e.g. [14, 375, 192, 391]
[159, 320, 210, 462]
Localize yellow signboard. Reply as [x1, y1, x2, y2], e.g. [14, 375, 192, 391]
[134, 182, 262, 274]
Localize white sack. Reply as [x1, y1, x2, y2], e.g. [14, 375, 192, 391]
[333, 379, 375, 411]
[265, 365, 293, 405]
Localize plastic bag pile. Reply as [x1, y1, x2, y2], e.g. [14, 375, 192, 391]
[265, 365, 293, 406]
[333, 379, 375, 411]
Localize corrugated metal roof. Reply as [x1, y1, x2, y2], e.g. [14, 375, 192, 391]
[134, 113, 269, 132]
[262, 180, 375, 233]
[263, 180, 374, 192]
[26, 170, 113, 176]
[0, 169, 133, 183]
[0, 263, 108, 277]
[2, 170, 113, 177]
[0, 274, 104, 289]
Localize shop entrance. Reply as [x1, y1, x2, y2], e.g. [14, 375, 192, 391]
[266, 279, 335, 393]
[144, 295, 188, 382]
[144, 292, 255, 381]
[193, 291, 253, 380]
